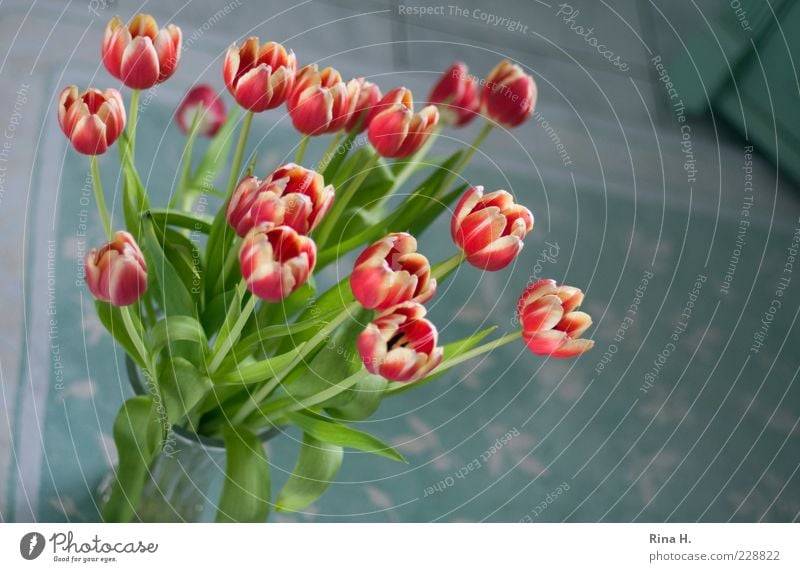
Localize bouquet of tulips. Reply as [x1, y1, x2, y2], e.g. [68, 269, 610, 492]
[59, 13, 595, 522]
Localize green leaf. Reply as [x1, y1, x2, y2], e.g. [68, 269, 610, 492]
[274, 276, 352, 355]
[322, 130, 359, 182]
[202, 287, 238, 337]
[213, 346, 304, 385]
[390, 150, 462, 232]
[388, 326, 497, 396]
[275, 434, 342, 513]
[281, 305, 369, 398]
[148, 208, 213, 234]
[149, 315, 207, 357]
[407, 184, 468, 237]
[142, 212, 196, 317]
[216, 425, 271, 523]
[102, 396, 163, 522]
[232, 308, 338, 358]
[157, 357, 213, 425]
[285, 411, 405, 463]
[325, 373, 389, 421]
[95, 300, 147, 370]
[191, 107, 240, 190]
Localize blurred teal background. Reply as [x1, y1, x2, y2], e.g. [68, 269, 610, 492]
[1, 0, 798, 522]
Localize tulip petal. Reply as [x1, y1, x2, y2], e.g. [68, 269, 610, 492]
[121, 36, 160, 89]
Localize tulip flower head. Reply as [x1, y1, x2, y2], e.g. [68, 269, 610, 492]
[175, 85, 226, 137]
[343, 78, 382, 133]
[227, 163, 334, 237]
[224, 38, 296, 112]
[480, 60, 537, 128]
[367, 87, 439, 158]
[288, 65, 359, 135]
[428, 61, 479, 127]
[102, 14, 182, 90]
[357, 302, 443, 382]
[84, 231, 147, 306]
[351, 232, 436, 312]
[57, 86, 126, 155]
[451, 186, 534, 271]
[239, 225, 317, 302]
[517, 279, 594, 358]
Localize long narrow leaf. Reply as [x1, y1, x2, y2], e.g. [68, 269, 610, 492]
[285, 411, 405, 463]
[102, 396, 163, 522]
[275, 434, 342, 513]
[216, 425, 271, 523]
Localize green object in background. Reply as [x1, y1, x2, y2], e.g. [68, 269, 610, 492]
[669, 0, 800, 184]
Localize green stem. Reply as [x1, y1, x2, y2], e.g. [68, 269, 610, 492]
[90, 155, 111, 238]
[171, 108, 203, 209]
[225, 111, 254, 200]
[317, 132, 343, 172]
[387, 331, 523, 395]
[231, 301, 359, 425]
[208, 281, 257, 373]
[215, 236, 242, 293]
[127, 89, 140, 162]
[441, 121, 493, 191]
[295, 134, 310, 165]
[432, 252, 465, 281]
[120, 304, 150, 375]
[315, 152, 380, 248]
[439, 331, 522, 372]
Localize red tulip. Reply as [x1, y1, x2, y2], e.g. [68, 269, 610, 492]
[239, 225, 316, 301]
[367, 91, 439, 158]
[428, 61, 479, 127]
[350, 232, 436, 311]
[227, 163, 334, 236]
[517, 279, 594, 358]
[84, 231, 147, 306]
[357, 302, 443, 382]
[102, 14, 182, 90]
[451, 186, 533, 271]
[480, 60, 536, 128]
[287, 65, 359, 136]
[343, 78, 381, 133]
[175, 85, 226, 137]
[57, 85, 126, 155]
[224, 38, 296, 112]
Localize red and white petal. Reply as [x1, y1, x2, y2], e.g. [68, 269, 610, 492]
[520, 294, 564, 334]
[120, 36, 160, 89]
[524, 329, 569, 356]
[466, 234, 522, 271]
[551, 338, 594, 358]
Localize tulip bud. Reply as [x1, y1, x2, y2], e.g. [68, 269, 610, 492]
[57, 85, 126, 155]
[175, 85, 226, 137]
[480, 60, 537, 128]
[368, 99, 439, 158]
[350, 232, 436, 311]
[239, 225, 317, 302]
[357, 302, 443, 382]
[102, 14, 182, 90]
[428, 62, 479, 127]
[84, 231, 147, 306]
[288, 65, 358, 135]
[343, 78, 381, 133]
[224, 38, 297, 112]
[451, 186, 533, 271]
[227, 163, 334, 236]
[517, 279, 594, 358]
